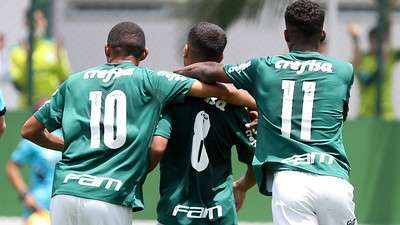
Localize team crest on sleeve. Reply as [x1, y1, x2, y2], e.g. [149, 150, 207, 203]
[227, 61, 251, 73]
[157, 71, 187, 81]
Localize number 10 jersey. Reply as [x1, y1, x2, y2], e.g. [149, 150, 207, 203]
[34, 62, 195, 211]
[224, 51, 354, 196]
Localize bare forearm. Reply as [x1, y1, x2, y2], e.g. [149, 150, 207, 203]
[174, 62, 229, 84]
[21, 116, 64, 151]
[0, 116, 6, 137]
[223, 87, 256, 110]
[6, 162, 28, 194]
[351, 37, 361, 68]
[236, 165, 256, 191]
[26, 130, 64, 151]
[148, 136, 168, 172]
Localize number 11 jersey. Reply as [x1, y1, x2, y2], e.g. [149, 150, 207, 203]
[34, 62, 195, 211]
[224, 51, 354, 195]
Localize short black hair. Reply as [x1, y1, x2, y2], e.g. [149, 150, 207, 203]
[285, 0, 325, 36]
[107, 22, 145, 58]
[187, 22, 227, 61]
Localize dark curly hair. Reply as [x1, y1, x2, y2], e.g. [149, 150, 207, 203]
[285, 0, 325, 36]
[107, 22, 146, 58]
[187, 22, 227, 61]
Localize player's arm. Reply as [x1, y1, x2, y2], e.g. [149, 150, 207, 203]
[6, 160, 41, 211]
[348, 23, 362, 69]
[187, 81, 256, 110]
[148, 136, 168, 172]
[148, 112, 172, 172]
[233, 165, 256, 211]
[21, 116, 64, 151]
[174, 62, 229, 84]
[22, 82, 66, 151]
[0, 115, 5, 137]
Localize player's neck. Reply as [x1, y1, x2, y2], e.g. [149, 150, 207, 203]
[109, 56, 139, 66]
[290, 41, 320, 53]
[290, 45, 320, 53]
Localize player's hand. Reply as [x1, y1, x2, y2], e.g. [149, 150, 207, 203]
[23, 193, 41, 212]
[233, 181, 247, 212]
[348, 23, 361, 39]
[245, 111, 258, 130]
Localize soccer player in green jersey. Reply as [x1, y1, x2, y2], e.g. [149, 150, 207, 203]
[174, 1, 357, 224]
[20, 22, 255, 225]
[150, 22, 256, 225]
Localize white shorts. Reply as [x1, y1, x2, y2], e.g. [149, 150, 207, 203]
[50, 194, 132, 225]
[271, 171, 357, 225]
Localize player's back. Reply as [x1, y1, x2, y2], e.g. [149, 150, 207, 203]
[256, 51, 353, 189]
[225, 51, 354, 195]
[155, 97, 255, 225]
[39, 61, 195, 211]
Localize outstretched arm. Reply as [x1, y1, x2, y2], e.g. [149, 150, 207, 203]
[348, 23, 362, 69]
[174, 62, 229, 84]
[233, 165, 256, 211]
[21, 116, 64, 151]
[187, 81, 256, 110]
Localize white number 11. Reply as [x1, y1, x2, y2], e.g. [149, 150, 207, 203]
[281, 80, 316, 141]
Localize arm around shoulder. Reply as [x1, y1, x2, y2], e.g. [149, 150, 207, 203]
[174, 62, 229, 84]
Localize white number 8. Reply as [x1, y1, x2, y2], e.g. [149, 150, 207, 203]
[191, 111, 211, 172]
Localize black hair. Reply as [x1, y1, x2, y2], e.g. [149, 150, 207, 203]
[187, 22, 227, 61]
[285, 0, 325, 36]
[107, 22, 145, 58]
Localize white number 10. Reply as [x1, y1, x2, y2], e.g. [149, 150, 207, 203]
[281, 80, 316, 141]
[89, 90, 127, 149]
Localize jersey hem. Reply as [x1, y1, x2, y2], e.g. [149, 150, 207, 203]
[52, 191, 144, 212]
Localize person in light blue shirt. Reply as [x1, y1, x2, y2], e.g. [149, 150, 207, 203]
[0, 90, 6, 137]
[6, 124, 62, 218]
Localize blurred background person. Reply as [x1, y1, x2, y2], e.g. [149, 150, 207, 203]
[349, 23, 400, 120]
[5, 99, 61, 221]
[0, 33, 18, 110]
[9, 8, 71, 110]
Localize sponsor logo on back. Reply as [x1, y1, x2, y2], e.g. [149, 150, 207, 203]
[275, 59, 333, 75]
[84, 68, 135, 82]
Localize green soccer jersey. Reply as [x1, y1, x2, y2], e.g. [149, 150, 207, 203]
[34, 62, 195, 211]
[224, 51, 354, 195]
[154, 97, 256, 225]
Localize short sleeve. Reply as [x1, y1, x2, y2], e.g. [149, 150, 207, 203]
[229, 108, 256, 165]
[0, 90, 6, 116]
[10, 140, 35, 165]
[154, 112, 173, 139]
[149, 70, 195, 104]
[224, 58, 260, 91]
[34, 82, 66, 132]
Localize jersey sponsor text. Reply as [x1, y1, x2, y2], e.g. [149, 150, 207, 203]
[84, 68, 135, 82]
[281, 152, 335, 165]
[172, 204, 223, 219]
[275, 59, 333, 75]
[63, 173, 123, 191]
